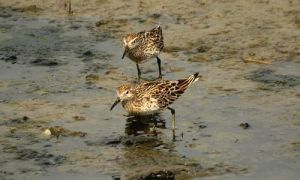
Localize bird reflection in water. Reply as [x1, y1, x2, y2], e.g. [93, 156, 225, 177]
[125, 114, 166, 137]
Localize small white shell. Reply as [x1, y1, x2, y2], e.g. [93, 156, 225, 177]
[43, 129, 52, 136]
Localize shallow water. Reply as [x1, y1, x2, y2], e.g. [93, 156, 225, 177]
[0, 1, 300, 179]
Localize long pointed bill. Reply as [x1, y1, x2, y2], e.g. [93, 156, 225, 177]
[110, 98, 120, 111]
[122, 48, 127, 59]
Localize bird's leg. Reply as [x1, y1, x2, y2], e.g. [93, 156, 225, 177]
[150, 114, 157, 136]
[152, 114, 157, 127]
[167, 107, 176, 141]
[136, 63, 141, 82]
[156, 56, 162, 79]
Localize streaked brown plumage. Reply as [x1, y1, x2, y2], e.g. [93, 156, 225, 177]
[122, 25, 164, 81]
[110, 73, 200, 139]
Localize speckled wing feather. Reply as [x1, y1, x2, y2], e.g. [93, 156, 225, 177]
[134, 73, 199, 109]
[148, 25, 164, 51]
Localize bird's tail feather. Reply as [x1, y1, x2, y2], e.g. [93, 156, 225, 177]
[192, 73, 200, 83]
[177, 73, 200, 90]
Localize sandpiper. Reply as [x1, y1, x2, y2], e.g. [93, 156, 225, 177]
[110, 73, 200, 139]
[122, 25, 164, 82]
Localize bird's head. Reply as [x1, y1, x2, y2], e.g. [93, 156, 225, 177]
[122, 34, 140, 59]
[110, 84, 134, 110]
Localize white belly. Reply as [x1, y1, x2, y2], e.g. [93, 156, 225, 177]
[124, 97, 161, 116]
[139, 99, 161, 115]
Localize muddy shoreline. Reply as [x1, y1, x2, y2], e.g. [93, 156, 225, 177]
[0, 0, 300, 179]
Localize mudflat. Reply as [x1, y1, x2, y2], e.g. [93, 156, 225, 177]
[0, 0, 299, 179]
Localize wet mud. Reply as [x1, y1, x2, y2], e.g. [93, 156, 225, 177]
[0, 0, 300, 179]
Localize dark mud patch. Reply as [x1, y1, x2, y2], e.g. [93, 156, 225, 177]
[123, 158, 247, 180]
[1, 116, 46, 131]
[16, 148, 64, 166]
[85, 73, 101, 85]
[95, 18, 128, 38]
[3, 145, 65, 166]
[82, 50, 94, 57]
[1, 116, 30, 126]
[2, 55, 17, 64]
[86, 135, 163, 148]
[13, 5, 43, 14]
[140, 170, 175, 180]
[30, 58, 60, 66]
[0, 9, 103, 65]
[0, 170, 14, 177]
[0, 6, 19, 18]
[0, 47, 23, 64]
[43, 126, 87, 139]
[79, 50, 112, 62]
[246, 68, 300, 90]
[0, 10, 12, 18]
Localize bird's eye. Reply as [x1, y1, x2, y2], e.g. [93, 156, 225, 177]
[125, 91, 129, 94]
